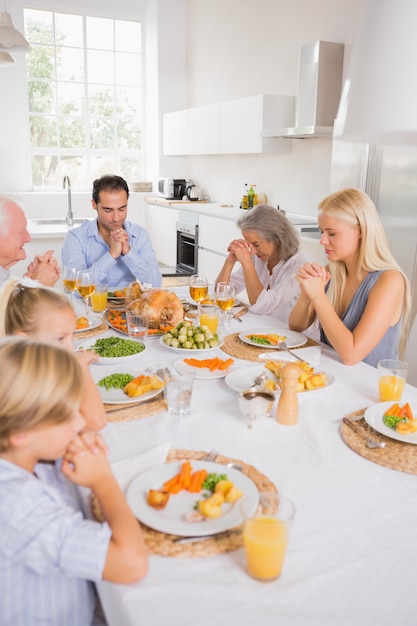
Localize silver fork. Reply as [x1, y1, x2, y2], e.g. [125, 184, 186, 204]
[277, 340, 306, 363]
[203, 449, 219, 462]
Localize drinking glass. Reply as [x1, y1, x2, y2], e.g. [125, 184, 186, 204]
[90, 280, 108, 313]
[189, 274, 208, 314]
[377, 359, 409, 402]
[62, 266, 78, 303]
[241, 494, 296, 581]
[199, 304, 219, 334]
[215, 282, 235, 334]
[164, 369, 195, 416]
[76, 269, 96, 317]
[126, 310, 149, 343]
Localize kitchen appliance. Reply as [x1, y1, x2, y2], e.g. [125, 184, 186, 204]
[158, 178, 187, 200]
[176, 213, 199, 275]
[330, 139, 417, 344]
[186, 184, 201, 201]
[267, 41, 344, 139]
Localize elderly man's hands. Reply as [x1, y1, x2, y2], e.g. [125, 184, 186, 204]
[25, 249, 61, 287]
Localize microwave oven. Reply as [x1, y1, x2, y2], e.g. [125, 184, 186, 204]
[158, 178, 187, 200]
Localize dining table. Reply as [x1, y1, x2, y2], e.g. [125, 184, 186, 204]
[74, 286, 417, 626]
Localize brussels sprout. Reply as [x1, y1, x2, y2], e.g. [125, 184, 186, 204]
[163, 336, 172, 345]
[209, 338, 219, 348]
[170, 338, 179, 348]
[178, 334, 187, 344]
[171, 328, 179, 338]
[183, 341, 193, 349]
[194, 333, 204, 343]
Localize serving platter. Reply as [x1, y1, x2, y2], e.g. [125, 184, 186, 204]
[364, 402, 417, 445]
[159, 336, 223, 354]
[239, 328, 307, 349]
[173, 357, 234, 379]
[105, 309, 165, 337]
[126, 460, 259, 536]
[224, 364, 335, 395]
[76, 336, 146, 364]
[92, 365, 164, 404]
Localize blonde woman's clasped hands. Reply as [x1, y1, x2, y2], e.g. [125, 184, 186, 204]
[295, 262, 330, 300]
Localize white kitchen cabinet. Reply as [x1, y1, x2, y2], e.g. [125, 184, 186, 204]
[198, 214, 241, 254]
[188, 104, 220, 154]
[198, 247, 227, 284]
[145, 203, 178, 267]
[198, 213, 241, 283]
[220, 95, 294, 153]
[162, 94, 294, 155]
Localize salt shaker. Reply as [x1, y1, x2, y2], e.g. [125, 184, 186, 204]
[276, 362, 302, 425]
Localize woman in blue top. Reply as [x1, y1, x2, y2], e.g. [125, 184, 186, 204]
[289, 188, 410, 367]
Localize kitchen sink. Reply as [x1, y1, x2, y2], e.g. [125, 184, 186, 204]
[31, 217, 90, 226]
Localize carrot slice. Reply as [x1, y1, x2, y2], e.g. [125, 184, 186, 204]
[163, 474, 180, 492]
[404, 402, 414, 420]
[196, 468, 208, 492]
[188, 470, 201, 493]
[219, 357, 234, 371]
[178, 461, 192, 488]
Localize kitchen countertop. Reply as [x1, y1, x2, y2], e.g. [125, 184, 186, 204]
[27, 218, 93, 238]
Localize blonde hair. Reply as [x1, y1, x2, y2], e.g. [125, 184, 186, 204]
[319, 188, 411, 327]
[0, 337, 84, 452]
[0, 279, 74, 337]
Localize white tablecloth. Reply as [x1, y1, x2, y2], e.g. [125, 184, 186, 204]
[78, 293, 417, 626]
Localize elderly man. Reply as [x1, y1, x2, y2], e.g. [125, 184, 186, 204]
[0, 196, 60, 287]
[61, 175, 162, 289]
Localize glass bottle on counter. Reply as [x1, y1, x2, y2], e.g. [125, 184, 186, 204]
[247, 184, 255, 209]
[240, 183, 248, 209]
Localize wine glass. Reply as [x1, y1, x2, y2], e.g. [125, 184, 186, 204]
[62, 266, 77, 303]
[189, 274, 208, 314]
[76, 269, 96, 317]
[215, 282, 235, 334]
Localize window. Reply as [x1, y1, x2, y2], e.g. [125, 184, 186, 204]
[24, 9, 143, 190]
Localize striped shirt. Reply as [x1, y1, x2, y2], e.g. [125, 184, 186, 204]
[0, 459, 111, 626]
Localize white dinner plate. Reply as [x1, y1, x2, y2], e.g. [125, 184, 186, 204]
[364, 402, 417, 445]
[126, 460, 259, 536]
[159, 336, 223, 354]
[173, 357, 235, 379]
[74, 315, 102, 333]
[239, 328, 307, 349]
[91, 365, 164, 405]
[76, 336, 146, 364]
[224, 364, 335, 395]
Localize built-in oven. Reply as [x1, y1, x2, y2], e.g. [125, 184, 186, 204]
[176, 221, 198, 275]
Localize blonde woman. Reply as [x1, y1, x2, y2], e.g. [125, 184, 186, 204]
[289, 188, 410, 366]
[0, 337, 147, 625]
[0, 279, 106, 431]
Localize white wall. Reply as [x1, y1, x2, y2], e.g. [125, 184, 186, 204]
[0, 0, 365, 219]
[182, 0, 365, 215]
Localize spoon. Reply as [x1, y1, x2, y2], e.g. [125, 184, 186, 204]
[250, 371, 268, 389]
[277, 340, 305, 363]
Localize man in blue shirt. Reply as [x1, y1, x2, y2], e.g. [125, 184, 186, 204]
[61, 175, 162, 289]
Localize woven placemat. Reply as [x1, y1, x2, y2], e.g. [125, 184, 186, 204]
[341, 409, 417, 475]
[105, 393, 167, 422]
[74, 318, 108, 339]
[91, 449, 278, 558]
[221, 332, 318, 362]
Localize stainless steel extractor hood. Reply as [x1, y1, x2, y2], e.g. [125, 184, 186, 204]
[262, 41, 345, 139]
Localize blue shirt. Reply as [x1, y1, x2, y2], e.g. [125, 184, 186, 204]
[61, 219, 162, 289]
[0, 459, 111, 626]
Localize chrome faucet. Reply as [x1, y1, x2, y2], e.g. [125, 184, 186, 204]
[63, 175, 73, 227]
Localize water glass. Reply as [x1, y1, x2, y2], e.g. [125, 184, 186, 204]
[377, 359, 409, 402]
[241, 494, 296, 582]
[126, 310, 149, 342]
[164, 370, 195, 416]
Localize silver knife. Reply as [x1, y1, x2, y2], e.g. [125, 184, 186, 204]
[173, 528, 242, 544]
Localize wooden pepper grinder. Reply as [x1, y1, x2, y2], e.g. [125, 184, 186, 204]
[276, 362, 302, 425]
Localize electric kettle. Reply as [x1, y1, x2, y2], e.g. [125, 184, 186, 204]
[186, 184, 201, 201]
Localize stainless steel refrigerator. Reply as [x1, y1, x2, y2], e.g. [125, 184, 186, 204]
[329, 140, 417, 334]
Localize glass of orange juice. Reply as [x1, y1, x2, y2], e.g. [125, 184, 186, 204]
[199, 304, 219, 334]
[90, 280, 108, 313]
[242, 494, 295, 581]
[377, 359, 409, 402]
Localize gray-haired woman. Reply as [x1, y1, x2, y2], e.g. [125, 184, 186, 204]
[215, 204, 307, 322]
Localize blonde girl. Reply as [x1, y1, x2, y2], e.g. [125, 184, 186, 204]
[0, 278, 106, 431]
[289, 188, 410, 366]
[0, 337, 147, 626]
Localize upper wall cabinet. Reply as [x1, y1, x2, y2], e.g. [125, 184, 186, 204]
[162, 94, 295, 156]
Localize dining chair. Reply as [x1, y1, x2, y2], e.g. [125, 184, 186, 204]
[403, 314, 417, 387]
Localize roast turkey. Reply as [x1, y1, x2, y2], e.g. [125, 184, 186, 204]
[125, 282, 184, 329]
